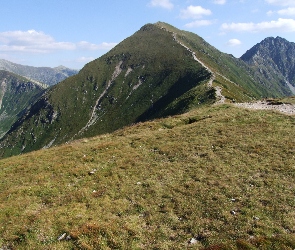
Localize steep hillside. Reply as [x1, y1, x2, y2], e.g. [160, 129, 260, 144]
[241, 36, 295, 95]
[0, 59, 78, 86]
[0, 70, 45, 138]
[0, 22, 292, 158]
[0, 105, 294, 249]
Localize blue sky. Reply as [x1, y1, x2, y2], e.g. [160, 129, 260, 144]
[0, 0, 294, 69]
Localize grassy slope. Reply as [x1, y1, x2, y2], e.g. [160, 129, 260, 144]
[0, 104, 294, 249]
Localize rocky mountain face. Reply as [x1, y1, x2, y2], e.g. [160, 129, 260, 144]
[0, 70, 45, 138]
[0, 22, 293, 158]
[0, 59, 78, 86]
[241, 36, 295, 95]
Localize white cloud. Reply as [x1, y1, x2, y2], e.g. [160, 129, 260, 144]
[184, 20, 214, 28]
[265, 0, 295, 7]
[180, 5, 212, 19]
[278, 7, 295, 16]
[0, 30, 117, 53]
[149, 0, 174, 10]
[213, 0, 226, 5]
[227, 39, 242, 46]
[267, 7, 295, 16]
[221, 18, 295, 33]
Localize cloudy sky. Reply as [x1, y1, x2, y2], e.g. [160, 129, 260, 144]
[0, 0, 294, 69]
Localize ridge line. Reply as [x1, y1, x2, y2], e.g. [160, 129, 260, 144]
[171, 32, 225, 104]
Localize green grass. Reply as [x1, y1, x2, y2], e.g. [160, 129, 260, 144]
[0, 104, 294, 249]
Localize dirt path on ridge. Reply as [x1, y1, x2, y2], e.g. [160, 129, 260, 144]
[171, 32, 225, 104]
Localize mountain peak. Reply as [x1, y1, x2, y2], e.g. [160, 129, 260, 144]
[241, 36, 295, 95]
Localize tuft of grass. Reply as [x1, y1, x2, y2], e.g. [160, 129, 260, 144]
[0, 104, 295, 249]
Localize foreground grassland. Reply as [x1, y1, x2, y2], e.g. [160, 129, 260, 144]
[0, 105, 295, 249]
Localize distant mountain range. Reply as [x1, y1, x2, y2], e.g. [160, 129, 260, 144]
[0, 22, 294, 158]
[0, 59, 79, 86]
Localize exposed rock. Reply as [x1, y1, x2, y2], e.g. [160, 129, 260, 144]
[230, 210, 236, 215]
[57, 233, 67, 241]
[188, 237, 198, 244]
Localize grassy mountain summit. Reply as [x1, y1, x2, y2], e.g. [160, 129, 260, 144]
[0, 22, 293, 158]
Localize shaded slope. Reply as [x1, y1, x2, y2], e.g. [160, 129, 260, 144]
[241, 36, 295, 95]
[0, 70, 45, 138]
[0, 105, 294, 249]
